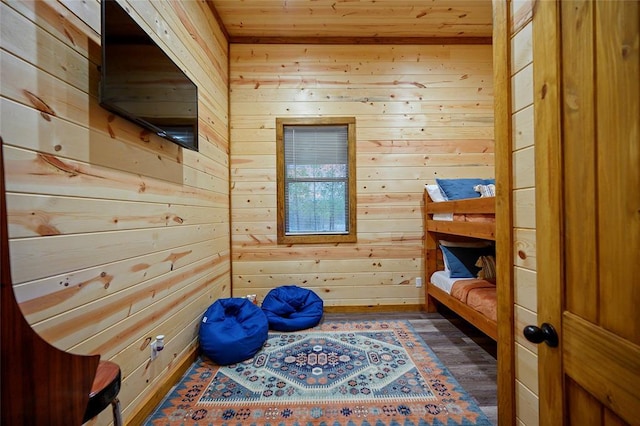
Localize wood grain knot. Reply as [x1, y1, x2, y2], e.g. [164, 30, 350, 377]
[621, 45, 631, 59]
[23, 90, 56, 120]
[140, 337, 152, 350]
[541, 83, 548, 100]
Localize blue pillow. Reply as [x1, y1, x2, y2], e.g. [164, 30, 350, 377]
[436, 178, 494, 200]
[440, 245, 495, 278]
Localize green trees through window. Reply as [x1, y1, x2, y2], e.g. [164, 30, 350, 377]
[276, 117, 357, 244]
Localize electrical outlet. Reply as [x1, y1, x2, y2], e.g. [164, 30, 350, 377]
[415, 277, 423, 287]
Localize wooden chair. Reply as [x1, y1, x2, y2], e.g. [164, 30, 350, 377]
[1, 143, 122, 425]
[83, 361, 123, 425]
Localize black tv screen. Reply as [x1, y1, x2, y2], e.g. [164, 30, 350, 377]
[100, 0, 198, 151]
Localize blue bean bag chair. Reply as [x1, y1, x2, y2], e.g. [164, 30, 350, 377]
[199, 297, 268, 365]
[261, 285, 324, 332]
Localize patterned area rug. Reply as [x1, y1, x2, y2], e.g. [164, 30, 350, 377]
[145, 320, 493, 425]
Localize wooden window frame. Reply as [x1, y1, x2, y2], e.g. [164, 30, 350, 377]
[276, 117, 357, 245]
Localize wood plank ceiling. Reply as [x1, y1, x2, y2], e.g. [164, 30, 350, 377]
[207, 0, 494, 44]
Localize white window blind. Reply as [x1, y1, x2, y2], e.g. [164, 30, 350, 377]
[284, 125, 349, 235]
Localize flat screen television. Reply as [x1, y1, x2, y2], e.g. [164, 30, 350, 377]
[99, 0, 199, 151]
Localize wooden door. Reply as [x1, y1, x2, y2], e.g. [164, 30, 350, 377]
[533, 1, 639, 425]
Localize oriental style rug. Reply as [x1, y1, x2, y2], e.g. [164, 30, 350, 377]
[145, 320, 492, 426]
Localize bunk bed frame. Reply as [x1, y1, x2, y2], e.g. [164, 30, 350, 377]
[423, 190, 497, 341]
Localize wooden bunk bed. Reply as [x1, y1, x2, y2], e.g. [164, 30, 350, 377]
[423, 189, 497, 341]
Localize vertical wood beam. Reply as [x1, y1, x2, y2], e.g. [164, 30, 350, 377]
[532, 0, 565, 424]
[493, 0, 516, 424]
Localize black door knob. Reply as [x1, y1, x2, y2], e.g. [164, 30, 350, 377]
[523, 323, 559, 347]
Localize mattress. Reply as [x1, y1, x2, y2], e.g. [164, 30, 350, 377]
[430, 270, 475, 294]
[451, 280, 497, 322]
[430, 271, 497, 322]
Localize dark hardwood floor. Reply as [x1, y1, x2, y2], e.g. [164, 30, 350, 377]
[321, 309, 498, 425]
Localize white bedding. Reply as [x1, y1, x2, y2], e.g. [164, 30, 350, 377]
[433, 213, 454, 221]
[430, 270, 476, 294]
[425, 184, 454, 221]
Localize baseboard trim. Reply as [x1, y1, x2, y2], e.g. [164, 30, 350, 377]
[128, 345, 199, 425]
[324, 304, 424, 314]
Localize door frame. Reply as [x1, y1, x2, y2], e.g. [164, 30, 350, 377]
[492, 1, 516, 424]
[532, 0, 564, 424]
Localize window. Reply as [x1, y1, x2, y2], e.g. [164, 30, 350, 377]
[276, 117, 356, 244]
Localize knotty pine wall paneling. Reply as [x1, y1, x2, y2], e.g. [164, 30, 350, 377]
[229, 44, 494, 308]
[0, 0, 230, 423]
[510, 0, 539, 424]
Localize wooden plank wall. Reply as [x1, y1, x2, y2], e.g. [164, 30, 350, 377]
[229, 44, 494, 307]
[0, 0, 230, 423]
[510, 0, 539, 424]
